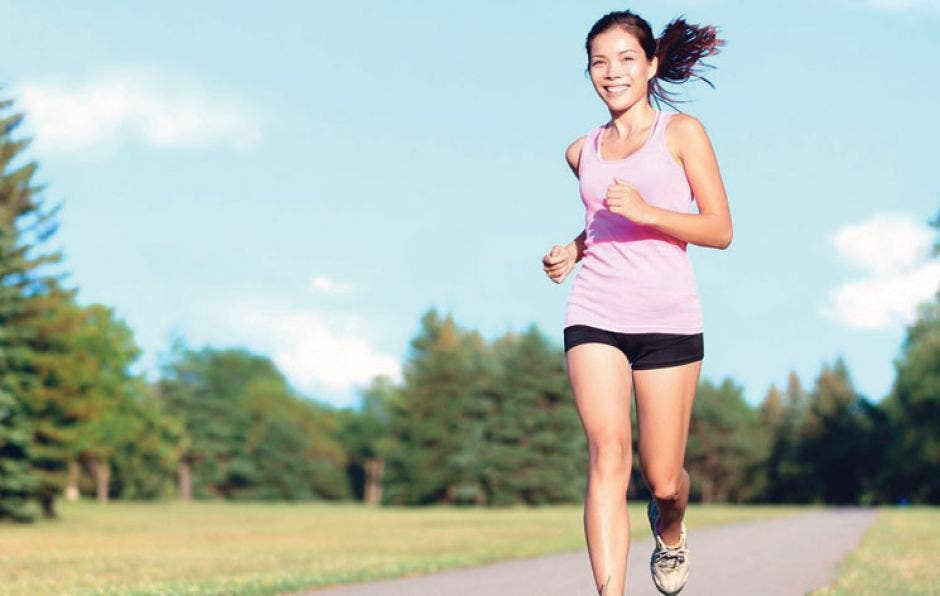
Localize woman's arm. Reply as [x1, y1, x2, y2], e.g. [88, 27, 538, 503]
[564, 136, 589, 262]
[646, 114, 732, 249]
[565, 229, 587, 262]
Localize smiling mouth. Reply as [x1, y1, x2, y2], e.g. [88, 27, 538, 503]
[604, 85, 629, 96]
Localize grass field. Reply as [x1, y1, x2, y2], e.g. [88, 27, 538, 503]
[0, 499, 811, 595]
[813, 505, 940, 595]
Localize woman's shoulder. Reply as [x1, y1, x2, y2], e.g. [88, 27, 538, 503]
[566, 123, 607, 175]
[664, 112, 709, 141]
[566, 134, 588, 160]
[565, 133, 590, 176]
[663, 112, 710, 163]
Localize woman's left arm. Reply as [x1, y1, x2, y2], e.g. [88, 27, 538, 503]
[644, 114, 732, 249]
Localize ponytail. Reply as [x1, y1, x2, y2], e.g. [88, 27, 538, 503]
[651, 18, 724, 109]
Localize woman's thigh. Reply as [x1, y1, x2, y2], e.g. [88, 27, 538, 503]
[633, 359, 702, 484]
[566, 343, 634, 450]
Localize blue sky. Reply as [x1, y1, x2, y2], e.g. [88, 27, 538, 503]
[2, 0, 938, 408]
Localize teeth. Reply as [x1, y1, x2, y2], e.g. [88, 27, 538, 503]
[606, 85, 628, 93]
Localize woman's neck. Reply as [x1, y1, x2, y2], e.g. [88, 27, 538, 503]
[607, 101, 657, 139]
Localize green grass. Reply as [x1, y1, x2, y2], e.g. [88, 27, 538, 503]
[813, 506, 940, 596]
[0, 499, 809, 595]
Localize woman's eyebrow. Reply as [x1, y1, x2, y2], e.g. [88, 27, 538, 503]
[590, 49, 638, 59]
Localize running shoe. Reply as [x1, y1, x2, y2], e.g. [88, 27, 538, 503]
[646, 499, 690, 595]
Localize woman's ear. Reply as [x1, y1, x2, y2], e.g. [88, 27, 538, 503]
[647, 55, 659, 82]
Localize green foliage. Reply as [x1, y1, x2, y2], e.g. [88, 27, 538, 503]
[798, 358, 875, 504]
[686, 377, 765, 503]
[0, 390, 40, 521]
[481, 324, 585, 505]
[0, 95, 69, 520]
[881, 291, 940, 502]
[108, 385, 184, 499]
[24, 289, 168, 507]
[336, 374, 399, 500]
[383, 309, 486, 504]
[157, 344, 349, 500]
[383, 310, 585, 506]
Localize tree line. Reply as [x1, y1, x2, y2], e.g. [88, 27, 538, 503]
[1, 96, 938, 523]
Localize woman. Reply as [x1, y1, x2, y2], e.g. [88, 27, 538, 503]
[542, 10, 731, 596]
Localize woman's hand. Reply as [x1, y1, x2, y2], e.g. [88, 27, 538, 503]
[542, 245, 575, 284]
[604, 177, 654, 226]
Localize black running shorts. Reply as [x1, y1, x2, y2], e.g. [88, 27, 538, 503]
[563, 324, 704, 370]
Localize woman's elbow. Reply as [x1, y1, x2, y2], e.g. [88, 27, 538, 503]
[717, 225, 733, 249]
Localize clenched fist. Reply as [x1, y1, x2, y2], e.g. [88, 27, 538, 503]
[542, 245, 575, 284]
[604, 176, 654, 226]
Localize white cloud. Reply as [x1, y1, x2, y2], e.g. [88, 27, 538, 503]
[309, 275, 358, 296]
[830, 213, 933, 275]
[15, 70, 260, 157]
[233, 304, 401, 398]
[821, 212, 940, 330]
[178, 287, 401, 407]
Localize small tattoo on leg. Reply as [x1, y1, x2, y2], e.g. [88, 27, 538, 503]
[598, 573, 611, 595]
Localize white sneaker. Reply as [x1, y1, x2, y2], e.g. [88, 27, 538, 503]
[646, 499, 690, 595]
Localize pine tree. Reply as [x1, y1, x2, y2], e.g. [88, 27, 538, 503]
[768, 371, 812, 502]
[25, 286, 92, 513]
[755, 384, 785, 501]
[686, 377, 762, 503]
[0, 389, 39, 520]
[880, 214, 940, 503]
[483, 324, 584, 505]
[384, 309, 490, 505]
[0, 95, 70, 520]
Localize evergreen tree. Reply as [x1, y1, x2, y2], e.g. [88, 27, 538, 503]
[799, 357, 870, 504]
[759, 384, 785, 433]
[384, 309, 490, 505]
[0, 95, 71, 520]
[0, 389, 39, 520]
[686, 377, 763, 503]
[27, 289, 99, 511]
[881, 266, 940, 502]
[766, 371, 813, 502]
[754, 383, 785, 501]
[483, 324, 584, 505]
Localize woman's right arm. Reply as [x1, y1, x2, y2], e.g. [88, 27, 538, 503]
[565, 137, 587, 263]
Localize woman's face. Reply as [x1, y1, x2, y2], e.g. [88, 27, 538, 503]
[587, 27, 658, 111]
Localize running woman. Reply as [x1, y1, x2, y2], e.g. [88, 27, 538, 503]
[542, 10, 730, 596]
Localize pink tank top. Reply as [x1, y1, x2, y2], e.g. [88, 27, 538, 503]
[564, 110, 704, 334]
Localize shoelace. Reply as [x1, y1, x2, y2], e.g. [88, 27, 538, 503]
[653, 545, 687, 569]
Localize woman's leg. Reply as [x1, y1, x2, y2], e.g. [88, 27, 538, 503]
[633, 359, 702, 547]
[566, 343, 633, 595]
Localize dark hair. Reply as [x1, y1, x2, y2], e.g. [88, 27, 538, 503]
[584, 10, 724, 110]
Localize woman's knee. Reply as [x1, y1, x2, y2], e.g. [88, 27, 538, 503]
[587, 437, 632, 479]
[647, 469, 687, 501]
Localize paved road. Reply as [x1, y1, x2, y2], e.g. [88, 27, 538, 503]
[301, 507, 878, 595]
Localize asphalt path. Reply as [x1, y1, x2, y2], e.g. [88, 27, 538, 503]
[302, 506, 878, 596]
